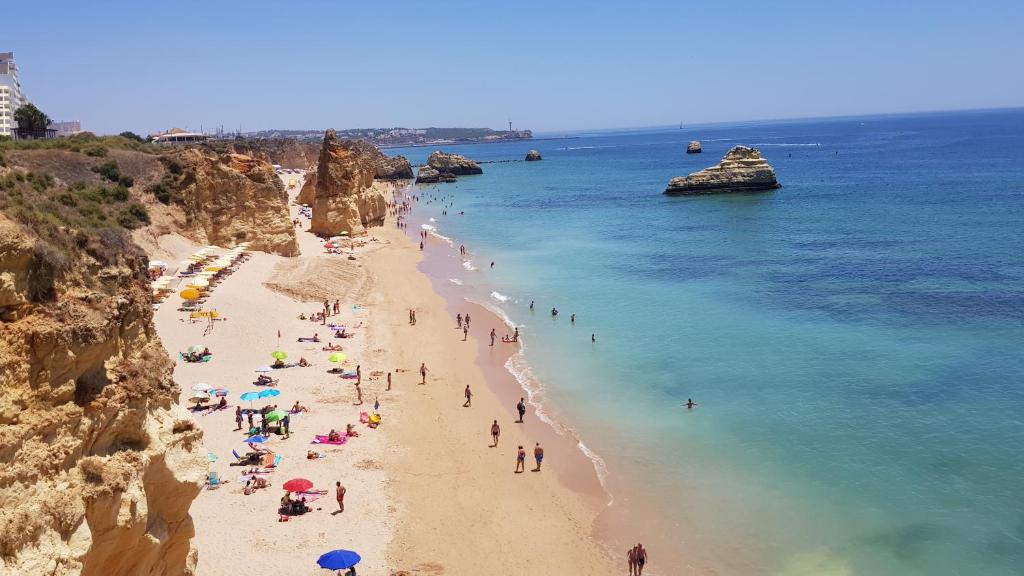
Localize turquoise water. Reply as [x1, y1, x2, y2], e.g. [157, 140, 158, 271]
[390, 109, 1024, 575]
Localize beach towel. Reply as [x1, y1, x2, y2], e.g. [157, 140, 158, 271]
[179, 353, 213, 363]
[297, 337, 319, 342]
[339, 372, 358, 379]
[359, 412, 369, 424]
[313, 435, 347, 445]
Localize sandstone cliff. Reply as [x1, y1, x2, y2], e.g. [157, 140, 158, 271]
[223, 139, 319, 169]
[665, 146, 780, 195]
[309, 130, 387, 236]
[171, 150, 299, 255]
[374, 154, 414, 181]
[0, 214, 206, 575]
[296, 165, 317, 205]
[427, 151, 483, 176]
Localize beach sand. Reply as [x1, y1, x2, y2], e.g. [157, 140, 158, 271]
[152, 180, 616, 575]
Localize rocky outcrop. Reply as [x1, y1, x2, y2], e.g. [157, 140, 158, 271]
[225, 139, 319, 169]
[686, 141, 702, 154]
[374, 154, 414, 181]
[415, 165, 441, 184]
[309, 130, 387, 236]
[0, 214, 206, 575]
[665, 146, 780, 196]
[525, 150, 542, 161]
[296, 165, 317, 205]
[427, 151, 483, 176]
[173, 150, 299, 255]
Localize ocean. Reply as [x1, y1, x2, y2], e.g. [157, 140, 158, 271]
[388, 108, 1024, 575]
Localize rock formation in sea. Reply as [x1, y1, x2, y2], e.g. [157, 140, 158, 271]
[686, 141, 702, 154]
[309, 129, 387, 236]
[525, 149, 542, 161]
[0, 213, 206, 575]
[427, 151, 483, 176]
[374, 154, 414, 181]
[664, 145, 780, 196]
[415, 165, 441, 184]
[172, 149, 300, 255]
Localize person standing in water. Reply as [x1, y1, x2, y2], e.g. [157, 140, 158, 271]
[591, 333, 596, 343]
[516, 398, 526, 423]
[529, 300, 534, 310]
[685, 398, 697, 409]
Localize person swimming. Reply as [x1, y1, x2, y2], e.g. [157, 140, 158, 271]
[685, 398, 697, 409]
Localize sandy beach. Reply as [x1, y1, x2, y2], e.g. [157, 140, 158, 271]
[150, 178, 616, 575]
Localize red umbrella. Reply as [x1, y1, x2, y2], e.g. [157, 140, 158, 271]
[283, 478, 313, 492]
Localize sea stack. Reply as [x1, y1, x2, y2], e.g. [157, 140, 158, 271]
[427, 151, 483, 176]
[309, 129, 387, 235]
[686, 140, 702, 154]
[415, 165, 441, 184]
[664, 146, 780, 196]
[525, 149, 542, 161]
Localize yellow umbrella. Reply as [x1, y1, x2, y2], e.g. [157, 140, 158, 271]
[180, 288, 201, 300]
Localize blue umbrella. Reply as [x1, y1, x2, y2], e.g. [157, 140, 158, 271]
[246, 435, 268, 444]
[240, 391, 260, 409]
[258, 388, 281, 399]
[317, 550, 361, 570]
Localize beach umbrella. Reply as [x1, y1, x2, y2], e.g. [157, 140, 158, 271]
[265, 410, 287, 422]
[240, 392, 260, 401]
[316, 550, 361, 571]
[255, 366, 273, 373]
[246, 435, 268, 444]
[328, 352, 347, 363]
[188, 278, 209, 288]
[187, 344, 205, 354]
[283, 478, 313, 493]
[258, 389, 280, 399]
[188, 394, 209, 404]
[209, 387, 229, 397]
[191, 383, 211, 392]
[148, 260, 168, 270]
[207, 452, 218, 462]
[271, 351, 288, 360]
[180, 288, 201, 300]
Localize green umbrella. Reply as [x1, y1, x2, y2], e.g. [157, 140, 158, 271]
[328, 352, 347, 363]
[271, 350, 288, 360]
[265, 410, 288, 422]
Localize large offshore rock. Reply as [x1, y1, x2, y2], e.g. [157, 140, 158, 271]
[309, 130, 387, 236]
[686, 141, 702, 154]
[415, 165, 441, 184]
[665, 146, 780, 195]
[525, 149, 542, 161]
[374, 154, 414, 180]
[427, 151, 483, 176]
[174, 150, 299, 255]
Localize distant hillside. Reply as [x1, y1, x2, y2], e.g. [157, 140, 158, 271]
[240, 127, 533, 147]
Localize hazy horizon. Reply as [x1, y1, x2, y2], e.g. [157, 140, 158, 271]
[6, 0, 1023, 135]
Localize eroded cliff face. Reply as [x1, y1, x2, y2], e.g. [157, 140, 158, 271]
[0, 214, 206, 575]
[296, 166, 317, 206]
[173, 150, 299, 255]
[310, 130, 387, 236]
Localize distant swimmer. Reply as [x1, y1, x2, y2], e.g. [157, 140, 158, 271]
[551, 308, 558, 317]
[529, 300, 534, 310]
[592, 333, 596, 343]
[490, 261, 494, 268]
[685, 398, 697, 409]
[570, 313, 576, 324]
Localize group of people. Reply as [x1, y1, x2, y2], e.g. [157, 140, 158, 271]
[627, 543, 649, 575]
[181, 347, 211, 363]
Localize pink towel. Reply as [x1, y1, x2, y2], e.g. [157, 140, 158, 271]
[313, 435, 347, 445]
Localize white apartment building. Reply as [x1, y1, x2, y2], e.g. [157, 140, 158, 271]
[0, 52, 28, 137]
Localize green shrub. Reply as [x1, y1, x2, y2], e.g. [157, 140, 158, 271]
[83, 145, 108, 157]
[57, 192, 78, 207]
[27, 241, 69, 301]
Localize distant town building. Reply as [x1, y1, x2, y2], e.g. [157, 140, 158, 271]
[0, 52, 29, 137]
[50, 120, 81, 137]
[152, 127, 208, 144]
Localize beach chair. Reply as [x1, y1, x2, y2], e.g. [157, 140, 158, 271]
[206, 471, 221, 490]
[232, 449, 242, 462]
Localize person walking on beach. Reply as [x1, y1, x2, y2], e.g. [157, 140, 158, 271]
[323, 300, 330, 317]
[247, 411, 254, 431]
[490, 420, 500, 447]
[515, 445, 526, 473]
[334, 481, 346, 514]
[334, 300, 340, 315]
[517, 398, 526, 423]
[412, 310, 417, 325]
[282, 414, 290, 438]
[513, 327, 519, 342]
[635, 544, 648, 575]
[457, 313, 462, 329]
[235, 406, 243, 431]
[464, 313, 471, 329]
[463, 325, 468, 341]
[533, 442, 544, 471]
[464, 385, 472, 407]
[387, 371, 392, 391]
[356, 364, 361, 386]
[490, 328, 496, 346]
[627, 547, 637, 576]
[420, 363, 428, 384]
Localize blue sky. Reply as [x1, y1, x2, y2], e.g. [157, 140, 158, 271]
[6, 0, 1023, 134]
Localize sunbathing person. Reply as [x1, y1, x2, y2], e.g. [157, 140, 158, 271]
[256, 374, 274, 385]
[345, 423, 360, 438]
[298, 357, 310, 367]
[214, 396, 227, 410]
[272, 358, 285, 368]
[327, 429, 341, 442]
[334, 328, 347, 338]
[292, 401, 309, 413]
[322, 343, 343, 351]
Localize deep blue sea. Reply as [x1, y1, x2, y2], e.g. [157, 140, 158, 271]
[390, 109, 1024, 575]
